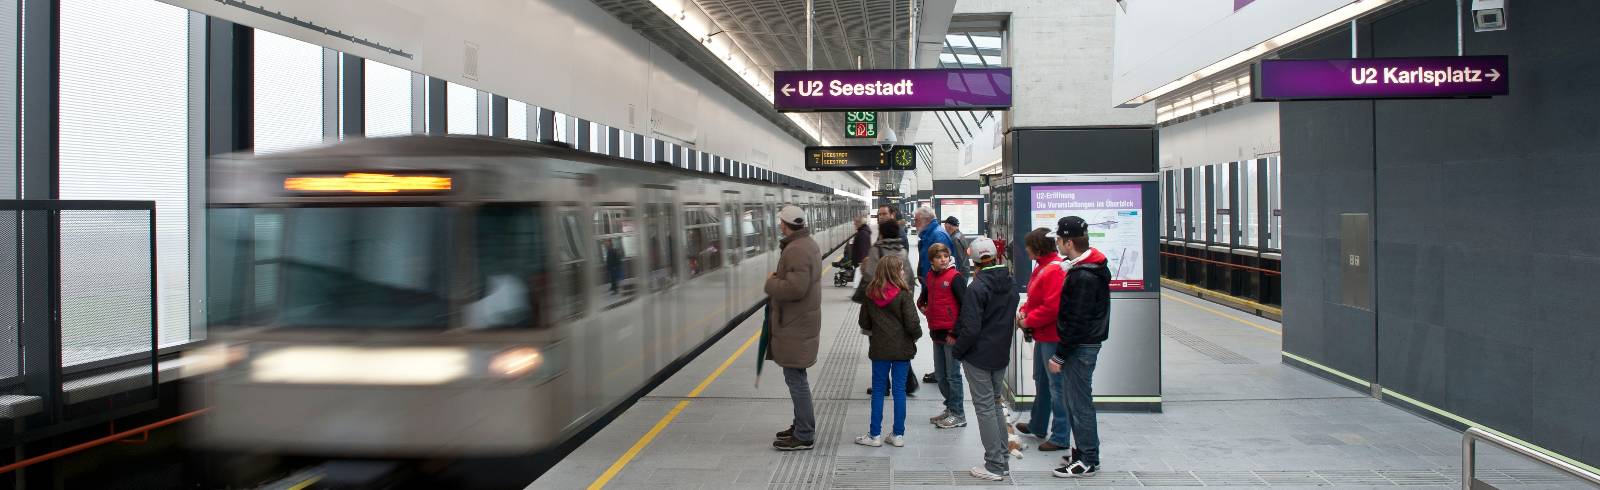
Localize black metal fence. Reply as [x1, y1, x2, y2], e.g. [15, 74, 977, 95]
[0, 200, 156, 447]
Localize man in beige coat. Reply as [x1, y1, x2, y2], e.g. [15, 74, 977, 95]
[767, 205, 822, 451]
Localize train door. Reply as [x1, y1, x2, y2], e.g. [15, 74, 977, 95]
[643, 186, 680, 375]
[764, 194, 778, 274]
[722, 191, 741, 320]
[591, 189, 647, 405]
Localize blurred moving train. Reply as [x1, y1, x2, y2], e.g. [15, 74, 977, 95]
[189, 136, 862, 457]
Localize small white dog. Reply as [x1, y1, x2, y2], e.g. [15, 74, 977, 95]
[999, 397, 1027, 459]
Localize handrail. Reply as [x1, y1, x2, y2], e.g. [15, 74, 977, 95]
[1159, 251, 1282, 276]
[1462, 427, 1600, 489]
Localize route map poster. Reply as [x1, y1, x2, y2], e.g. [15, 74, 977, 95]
[1029, 184, 1146, 291]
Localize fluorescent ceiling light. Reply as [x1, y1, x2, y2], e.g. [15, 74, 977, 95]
[1120, 0, 1403, 107]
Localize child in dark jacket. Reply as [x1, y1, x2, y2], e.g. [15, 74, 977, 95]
[855, 254, 922, 448]
[952, 237, 1019, 481]
[917, 243, 968, 429]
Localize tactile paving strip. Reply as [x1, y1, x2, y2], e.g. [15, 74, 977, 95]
[1161, 324, 1258, 364]
[769, 306, 866, 490]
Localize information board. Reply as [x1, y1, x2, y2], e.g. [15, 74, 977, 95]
[804, 145, 917, 171]
[938, 198, 979, 235]
[1030, 184, 1147, 291]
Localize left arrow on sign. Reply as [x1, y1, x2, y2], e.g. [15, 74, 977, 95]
[781, 84, 795, 96]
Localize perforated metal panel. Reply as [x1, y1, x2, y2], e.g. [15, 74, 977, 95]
[59, 0, 190, 349]
[59, 210, 153, 367]
[0, 211, 16, 379]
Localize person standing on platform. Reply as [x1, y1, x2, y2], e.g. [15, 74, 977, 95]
[853, 254, 921, 449]
[918, 243, 967, 429]
[847, 216, 873, 272]
[854, 214, 921, 395]
[942, 216, 971, 274]
[1014, 228, 1072, 452]
[913, 206, 957, 286]
[951, 237, 1019, 481]
[767, 205, 822, 452]
[1049, 216, 1111, 477]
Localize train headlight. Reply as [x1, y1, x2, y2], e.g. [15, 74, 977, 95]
[489, 347, 543, 378]
[181, 343, 248, 376]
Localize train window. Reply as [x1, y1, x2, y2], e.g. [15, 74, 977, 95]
[469, 205, 547, 329]
[684, 206, 723, 277]
[594, 206, 639, 307]
[646, 203, 677, 291]
[555, 208, 588, 320]
[207, 206, 452, 329]
[742, 204, 766, 258]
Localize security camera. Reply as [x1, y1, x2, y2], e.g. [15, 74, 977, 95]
[877, 127, 898, 154]
[1471, 0, 1506, 32]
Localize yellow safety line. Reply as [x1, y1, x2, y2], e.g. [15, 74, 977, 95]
[285, 475, 323, 490]
[1162, 292, 1283, 336]
[587, 327, 762, 490]
[1160, 278, 1283, 316]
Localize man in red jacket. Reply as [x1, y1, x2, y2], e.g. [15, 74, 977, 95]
[1013, 228, 1071, 451]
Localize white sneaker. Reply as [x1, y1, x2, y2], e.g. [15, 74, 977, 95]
[929, 409, 952, 423]
[970, 466, 1006, 481]
[886, 434, 905, 447]
[853, 434, 883, 447]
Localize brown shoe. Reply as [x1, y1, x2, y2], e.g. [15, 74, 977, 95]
[1038, 441, 1068, 451]
[776, 425, 794, 439]
[1014, 422, 1031, 435]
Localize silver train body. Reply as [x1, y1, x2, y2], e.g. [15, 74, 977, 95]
[189, 136, 859, 457]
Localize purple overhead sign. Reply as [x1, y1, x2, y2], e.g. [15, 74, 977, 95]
[1253, 56, 1509, 101]
[773, 68, 1012, 112]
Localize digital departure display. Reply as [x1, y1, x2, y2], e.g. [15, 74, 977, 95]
[804, 145, 917, 171]
[283, 172, 453, 195]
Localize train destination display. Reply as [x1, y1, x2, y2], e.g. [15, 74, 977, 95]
[805, 145, 917, 171]
[1029, 184, 1147, 291]
[1253, 55, 1509, 101]
[775, 68, 1012, 112]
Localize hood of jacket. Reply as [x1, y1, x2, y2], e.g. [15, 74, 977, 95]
[871, 283, 902, 307]
[973, 264, 1015, 296]
[874, 237, 909, 254]
[1060, 247, 1107, 271]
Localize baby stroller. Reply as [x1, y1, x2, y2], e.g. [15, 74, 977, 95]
[832, 258, 857, 287]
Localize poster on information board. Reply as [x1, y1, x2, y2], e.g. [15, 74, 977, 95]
[937, 199, 979, 236]
[1029, 183, 1148, 291]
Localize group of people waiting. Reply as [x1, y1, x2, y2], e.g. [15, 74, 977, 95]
[761, 202, 1112, 482]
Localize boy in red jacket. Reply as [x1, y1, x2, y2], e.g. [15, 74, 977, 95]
[1013, 228, 1071, 451]
[918, 243, 967, 429]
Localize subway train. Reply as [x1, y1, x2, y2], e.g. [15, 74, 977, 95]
[188, 135, 862, 458]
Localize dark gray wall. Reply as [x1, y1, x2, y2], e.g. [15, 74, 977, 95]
[932, 180, 980, 195]
[1009, 127, 1157, 174]
[1281, 0, 1600, 466]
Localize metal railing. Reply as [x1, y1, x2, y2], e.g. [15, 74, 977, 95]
[1462, 427, 1600, 489]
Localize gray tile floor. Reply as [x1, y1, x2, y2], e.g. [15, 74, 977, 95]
[531, 264, 1585, 488]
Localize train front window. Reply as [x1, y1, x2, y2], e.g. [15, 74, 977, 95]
[208, 207, 451, 329]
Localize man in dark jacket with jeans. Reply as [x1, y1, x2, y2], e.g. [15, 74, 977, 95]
[1048, 216, 1111, 478]
[952, 237, 1019, 481]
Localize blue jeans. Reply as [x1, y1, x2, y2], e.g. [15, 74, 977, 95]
[1029, 341, 1071, 446]
[932, 340, 965, 418]
[1062, 344, 1102, 465]
[870, 360, 910, 437]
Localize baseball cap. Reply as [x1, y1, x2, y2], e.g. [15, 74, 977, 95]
[1057, 216, 1088, 238]
[968, 236, 997, 261]
[778, 205, 806, 227]
[943, 216, 960, 226]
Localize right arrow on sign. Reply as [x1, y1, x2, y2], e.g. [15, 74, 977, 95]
[1486, 69, 1501, 82]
